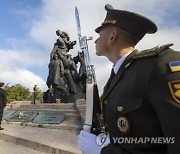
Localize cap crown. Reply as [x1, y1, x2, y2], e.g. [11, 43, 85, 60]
[95, 4, 157, 44]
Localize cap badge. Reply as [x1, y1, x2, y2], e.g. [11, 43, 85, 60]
[168, 80, 180, 104]
[102, 20, 117, 25]
[117, 116, 129, 133]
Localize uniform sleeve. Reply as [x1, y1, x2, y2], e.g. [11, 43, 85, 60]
[3, 90, 7, 107]
[101, 144, 130, 154]
[147, 50, 180, 154]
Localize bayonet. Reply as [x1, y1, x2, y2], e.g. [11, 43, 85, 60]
[75, 7, 102, 134]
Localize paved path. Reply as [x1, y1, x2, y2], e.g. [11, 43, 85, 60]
[0, 123, 81, 154]
[0, 140, 46, 154]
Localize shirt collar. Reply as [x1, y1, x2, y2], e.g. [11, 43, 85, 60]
[113, 51, 133, 74]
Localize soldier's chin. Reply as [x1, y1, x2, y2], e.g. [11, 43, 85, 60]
[96, 50, 103, 56]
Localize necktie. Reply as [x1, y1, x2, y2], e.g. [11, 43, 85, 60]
[108, 68, 115, 84]
[104, 69, 115, 93]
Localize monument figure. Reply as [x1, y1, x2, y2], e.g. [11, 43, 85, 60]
[73, 52, 86, 93]
[46, 30, 86, 103]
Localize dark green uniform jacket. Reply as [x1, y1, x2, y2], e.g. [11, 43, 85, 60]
[101, 44, 180, 154]
[0, 88, 6, 108]
[0, 87, 6, 121]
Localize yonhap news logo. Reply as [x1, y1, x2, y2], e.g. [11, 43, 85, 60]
[112, 137, 175, 144]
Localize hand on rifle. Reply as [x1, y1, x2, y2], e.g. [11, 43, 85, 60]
[78, 130, 101, 154]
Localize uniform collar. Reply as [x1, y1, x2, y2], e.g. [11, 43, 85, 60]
[113, 51, 133, 74]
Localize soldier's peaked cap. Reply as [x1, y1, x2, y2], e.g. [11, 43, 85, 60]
[0, 82, 4, 87]
[95, 4, 157, 44]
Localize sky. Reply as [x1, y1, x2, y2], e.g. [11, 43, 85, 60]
[0, 0, 180, 93]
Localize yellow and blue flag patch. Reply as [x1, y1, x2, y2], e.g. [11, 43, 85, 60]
[169, 61, 180, 72]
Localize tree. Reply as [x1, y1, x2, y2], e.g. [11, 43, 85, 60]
[5, 84, 31, 103]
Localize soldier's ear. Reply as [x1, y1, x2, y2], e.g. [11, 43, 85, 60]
[109, 29, 118, 43]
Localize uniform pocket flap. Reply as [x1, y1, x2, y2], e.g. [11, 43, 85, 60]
[108, 97, 143, 114]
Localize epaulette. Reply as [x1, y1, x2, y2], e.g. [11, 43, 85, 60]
[132, 43, 173, 59]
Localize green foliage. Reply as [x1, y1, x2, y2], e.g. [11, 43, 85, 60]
[5, 84, 31, 103]
[4, 84, 44, 103]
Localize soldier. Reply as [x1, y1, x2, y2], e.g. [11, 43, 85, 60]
[32, 85, 38, 104]
[0, 82, 6, 130]
[78, 4, 180, 154]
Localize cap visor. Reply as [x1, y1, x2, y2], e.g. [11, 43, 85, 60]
[95, 26, 103, 33]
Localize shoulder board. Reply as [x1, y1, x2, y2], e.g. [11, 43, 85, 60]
[132, 43, 173, 59]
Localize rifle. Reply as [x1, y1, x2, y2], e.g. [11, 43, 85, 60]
[75, 7, 104, 135]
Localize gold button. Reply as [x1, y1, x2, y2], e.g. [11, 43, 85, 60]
[117, 106, 123, 112]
